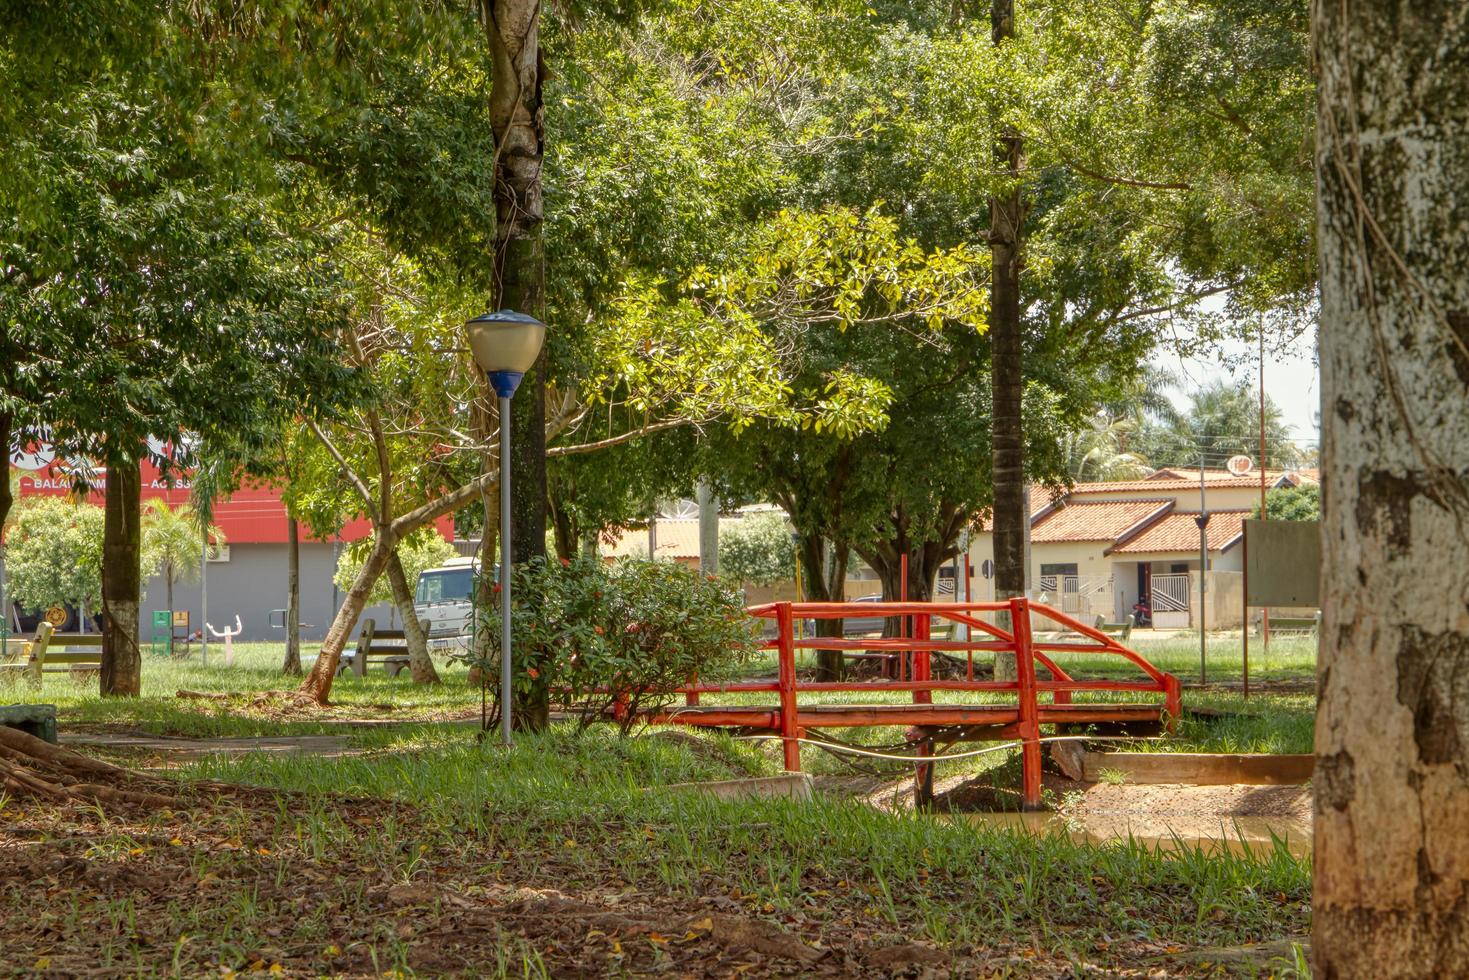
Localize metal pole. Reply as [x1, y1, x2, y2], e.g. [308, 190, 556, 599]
[1199, 457, 1208, 684]
[1259, 322, 1271, 652]
[200, 532, 209, 666]
[499, 393, 514, 747]
[1242, 527, 1250, 699]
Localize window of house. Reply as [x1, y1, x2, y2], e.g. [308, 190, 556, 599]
[1040, 563, 1079, 578]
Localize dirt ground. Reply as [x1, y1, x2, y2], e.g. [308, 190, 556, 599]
[0, 778, 1245, 979]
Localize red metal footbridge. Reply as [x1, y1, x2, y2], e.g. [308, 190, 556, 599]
[654, 597, 1181, 809]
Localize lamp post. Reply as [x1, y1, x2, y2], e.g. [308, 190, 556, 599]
[466, 309, 547, 746]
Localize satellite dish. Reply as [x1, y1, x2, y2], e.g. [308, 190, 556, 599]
[1226, 454, 1254, 476]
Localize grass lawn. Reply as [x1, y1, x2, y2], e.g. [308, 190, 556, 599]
[1, 725, 1315, 975]
[2, 639, 1317, 974]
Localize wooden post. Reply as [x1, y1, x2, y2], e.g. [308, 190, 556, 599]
[1010, 596, 1043, 810]
[775, 602, 800, 772]
[25, 621, 54, 689]
[914, 736, 934, 810]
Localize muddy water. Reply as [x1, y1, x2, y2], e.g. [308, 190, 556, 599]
[950, 811, 1312, 857]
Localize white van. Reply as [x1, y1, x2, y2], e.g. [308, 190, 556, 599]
[413, 556, 484, 651]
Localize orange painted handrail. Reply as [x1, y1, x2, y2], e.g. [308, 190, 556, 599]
[669, 597, 1181, 808]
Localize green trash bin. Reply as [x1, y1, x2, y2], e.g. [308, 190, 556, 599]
[150, 610, 172, 657]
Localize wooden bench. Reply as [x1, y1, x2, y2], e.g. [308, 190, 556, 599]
[1255, 612, 1319, 636]
[337, 618, 430, 678]
[1094, 615, 1133, 642]
[0, 624, 103, 687]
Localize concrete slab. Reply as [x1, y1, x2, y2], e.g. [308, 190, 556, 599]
[0, 703, 57, 743]
[659, 774, 814, 802]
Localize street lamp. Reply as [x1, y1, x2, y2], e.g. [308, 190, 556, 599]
[466, 309, 547, 746]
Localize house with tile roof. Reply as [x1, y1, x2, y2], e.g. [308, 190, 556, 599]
[969, 468, 1313, 627]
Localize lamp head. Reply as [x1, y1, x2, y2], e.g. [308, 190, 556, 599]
[465, 309, 547, 398]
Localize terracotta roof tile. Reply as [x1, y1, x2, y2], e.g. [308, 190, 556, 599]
[1108, 510, 1249, 555]
[1067, 471, 1304, 494]
[1029, 499, 1173, 543]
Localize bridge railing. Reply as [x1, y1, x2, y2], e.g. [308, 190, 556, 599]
[674, 596, 1181, 802]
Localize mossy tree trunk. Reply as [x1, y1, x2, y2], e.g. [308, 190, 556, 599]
[1314, 1, 1469, 973]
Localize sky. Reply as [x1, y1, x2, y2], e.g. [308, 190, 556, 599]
[1149, 324, 1321, 458]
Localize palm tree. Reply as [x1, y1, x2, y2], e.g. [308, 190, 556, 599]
[141, 500, 224, 629]
[1139, 379, 1301, 469]
[1064, 416, 1153, 482]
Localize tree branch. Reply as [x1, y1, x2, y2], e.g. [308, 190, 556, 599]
[305, 418, 378, 523]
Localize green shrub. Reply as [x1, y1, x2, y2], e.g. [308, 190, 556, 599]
[465, 555, 760, 732]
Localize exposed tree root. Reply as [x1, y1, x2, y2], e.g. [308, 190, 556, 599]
[0, 725, 181, 808]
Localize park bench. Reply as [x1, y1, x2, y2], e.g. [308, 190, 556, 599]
[337, 617, 431, 678]
[1255, 612, 1319, 636]
[0, 623, 103, 688]
[1094, 615, 1134, 642]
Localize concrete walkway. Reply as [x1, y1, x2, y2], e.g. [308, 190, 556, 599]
[62, 731, 363, 760]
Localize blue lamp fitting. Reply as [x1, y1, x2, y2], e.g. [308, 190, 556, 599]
[489, 370, 525, 399]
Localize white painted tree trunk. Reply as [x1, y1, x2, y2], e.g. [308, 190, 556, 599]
[1314, 1, 1469, 973]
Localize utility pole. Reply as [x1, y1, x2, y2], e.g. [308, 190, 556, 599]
[1259, 323, 1270, 652]
[1196, 456, 1210, 684]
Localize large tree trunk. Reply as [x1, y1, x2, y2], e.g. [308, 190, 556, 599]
[283, 517, 302, 675]
[386, 549, 440, 685]
[100, 456, 142, 696]
[797, 534, 847, 681]
[484, 0, 550, 732]
[988, 0, 1026, 682]
[548, 476, 577, 562]
[299, 534, 396, 703]
[483, 0, 547, 570]
[1313, 2, 1469, 974]
[0, 411, 12, 534]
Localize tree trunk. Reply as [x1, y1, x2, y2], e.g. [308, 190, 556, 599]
[165, 571, 174, 632]
[386, 549, 440, 685]
[470, 517, 497, 688]
[797, 534, 846, 681]
[482, 0, 547, 569]
[283, 516, 301, 675]
[1313, 3, 1469, 974]
[100, 456, 142, 696]
[299, 533, 396, 703]
[0, 411, 12, 534]
[548, 479, 577, 562]
[989, 0, 1026, 682]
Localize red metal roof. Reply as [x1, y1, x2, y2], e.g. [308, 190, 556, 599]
[1108, 510, 1250, 555]
[11, 461, 451, 545]
[1029, 499, 1174, 543]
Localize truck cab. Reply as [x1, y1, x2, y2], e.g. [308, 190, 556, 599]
[412, 556, 484, 649]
